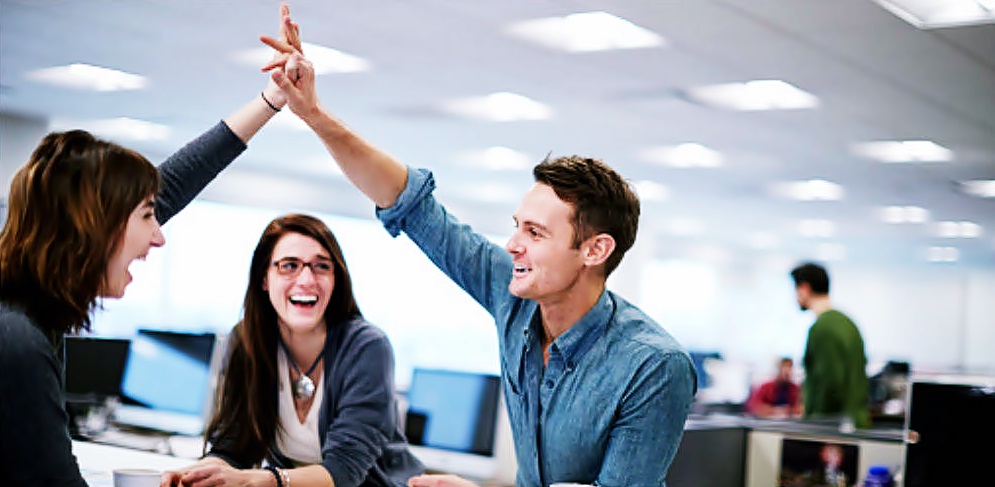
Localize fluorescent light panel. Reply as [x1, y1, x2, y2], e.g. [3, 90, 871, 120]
[639, 143, 723, 168]
[27, 63, 147, 92]
[505, 11, 665, 53]
[878, 205, 930, 224]
[852, 140, 953, 162]
[873, 0, 995, 29]
[934, 221, 982, 238]
[441, 92, 552, 122]
[959, 180, 995, 198]
[685, 80, 819, 111]
[926, 246, 959, 263]
[232, 42, 370, 74]
[772, 179, 844, 201]
[50, 117, 169, 141]
[458, 147, 532, 171]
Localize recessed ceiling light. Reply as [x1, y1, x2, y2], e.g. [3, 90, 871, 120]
[934, 221, 983, 238]
[458, 146, 532, 171]
[798, 219, 835, 238]
[926, 246, 959, 263]
[633, 180, 669, 202]
[684, 80, 819, 111]
[772, 179, 844, 201]
[27, 63, 147, 92]
[959, 180, 995, 198]
[232, 42, 370, 74]
[638, 143, 723, 168]
[441, 92, 552, 122]
[873, 0, 995, 29]
[851, 140, 953, 162]
[50, 117, 169, 141]
[505, 11, 666, 53]
[878, 205, 930, 224]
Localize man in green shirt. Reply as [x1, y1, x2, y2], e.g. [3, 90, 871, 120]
[791, 262, 871, 429]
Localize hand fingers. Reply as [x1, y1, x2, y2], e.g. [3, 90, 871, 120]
[280, 4, 302, 53]
[261, 52, 292, 72]
[260, 35, 296, 54]
[160, 471, 181, 487]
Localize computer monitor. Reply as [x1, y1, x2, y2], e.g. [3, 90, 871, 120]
[404, 368, 503, 481]
[114, 329, 219, 436]
[902, 375, 995, 487]
[64, 336, 131, 402]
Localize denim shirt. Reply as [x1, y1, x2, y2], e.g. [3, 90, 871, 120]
[377, 168, 697, 487]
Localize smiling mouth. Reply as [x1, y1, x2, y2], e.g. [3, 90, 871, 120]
[513, 265, 531, 276]
[289, 295, 319, 308]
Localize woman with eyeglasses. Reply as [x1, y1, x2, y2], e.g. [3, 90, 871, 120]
[162, 214, 422, 487]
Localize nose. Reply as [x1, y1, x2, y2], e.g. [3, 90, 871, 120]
[296, 264, 318, 284]
[505, 233, 523, 255]
[151, 222, 166, 248]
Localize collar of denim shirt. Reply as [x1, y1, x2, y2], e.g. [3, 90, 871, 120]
[525, 290, 615, 370]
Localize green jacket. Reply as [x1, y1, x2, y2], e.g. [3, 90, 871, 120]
[802, 309, 870, 428]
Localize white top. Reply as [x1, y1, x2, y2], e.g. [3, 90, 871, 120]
[276, 346, 324, 465]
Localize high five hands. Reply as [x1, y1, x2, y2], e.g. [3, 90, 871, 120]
[260, 3, 319, 119]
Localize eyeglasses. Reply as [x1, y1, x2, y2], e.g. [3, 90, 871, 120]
[272, 257, 334, 278]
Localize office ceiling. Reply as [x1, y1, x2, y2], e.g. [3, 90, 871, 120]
[1, 0, 994, 269]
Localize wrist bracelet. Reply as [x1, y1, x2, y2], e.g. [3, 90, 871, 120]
[261, 92, 281, 112]
[264, 465, 284, 487]
[281, 468, 292, 487]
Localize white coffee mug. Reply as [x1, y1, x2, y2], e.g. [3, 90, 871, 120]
[113, 468, 161, 487]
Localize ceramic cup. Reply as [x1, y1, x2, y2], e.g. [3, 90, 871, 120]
[113, 468, 161, 487]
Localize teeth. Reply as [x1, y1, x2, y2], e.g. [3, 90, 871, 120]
[289, 295, 318, 304]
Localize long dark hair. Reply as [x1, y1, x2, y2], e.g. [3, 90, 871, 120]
[0, 130, 158, 341]
[204, 214, 362, 463]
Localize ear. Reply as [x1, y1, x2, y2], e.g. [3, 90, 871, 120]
[581, 233, 616, 269]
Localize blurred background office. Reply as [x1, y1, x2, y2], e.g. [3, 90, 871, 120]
[2, 0, 994, 452]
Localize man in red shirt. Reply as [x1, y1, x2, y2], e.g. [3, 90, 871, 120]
[747, 357, 802, 419]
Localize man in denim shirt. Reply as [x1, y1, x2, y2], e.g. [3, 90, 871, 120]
[266, 48, 697, 487]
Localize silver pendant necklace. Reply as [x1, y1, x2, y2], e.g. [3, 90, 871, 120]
[280, 336, 324, 401]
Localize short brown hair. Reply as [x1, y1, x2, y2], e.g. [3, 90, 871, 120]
[0, 130, 158, 337]
[533, 155, 640, 276]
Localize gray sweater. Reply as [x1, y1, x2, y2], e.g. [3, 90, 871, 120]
[0, 121, 245, 486]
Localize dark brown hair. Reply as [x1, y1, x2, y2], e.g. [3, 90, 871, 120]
[790, 261, 830, 295]
[0, 130, 158, 340]
[533, 155, 640, 276]
[204, 214, 362, 463]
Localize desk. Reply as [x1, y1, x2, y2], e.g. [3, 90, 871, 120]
[74, 440, 191, 487]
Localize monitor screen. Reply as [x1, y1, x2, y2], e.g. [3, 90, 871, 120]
[405, 368, 501, 456]
[903, 377, 995, 487]
[64, 336, 131, 401]
[116, 329, 217, 435]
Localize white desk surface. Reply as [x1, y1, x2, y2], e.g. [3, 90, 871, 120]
[74, 440, 193, 487]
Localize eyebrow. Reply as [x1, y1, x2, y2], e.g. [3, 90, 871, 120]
[142, 199, 156, 210]
[517, 216, 551, 235]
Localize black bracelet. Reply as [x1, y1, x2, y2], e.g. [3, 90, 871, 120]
[261, 92, 281, 112]
[264, 465, 284, 487]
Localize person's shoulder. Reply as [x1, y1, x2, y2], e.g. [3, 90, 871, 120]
[336, 316, 391, 347]
[609, 296, 688, 359]
[0, 302, 54, 365]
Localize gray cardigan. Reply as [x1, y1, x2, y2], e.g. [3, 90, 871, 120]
[0, 121, 245, 486]
[206, 318, 424, 487]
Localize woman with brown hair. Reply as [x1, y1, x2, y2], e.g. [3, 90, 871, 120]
[163, 214, 422, 487]
[0, 8, 298, 485]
